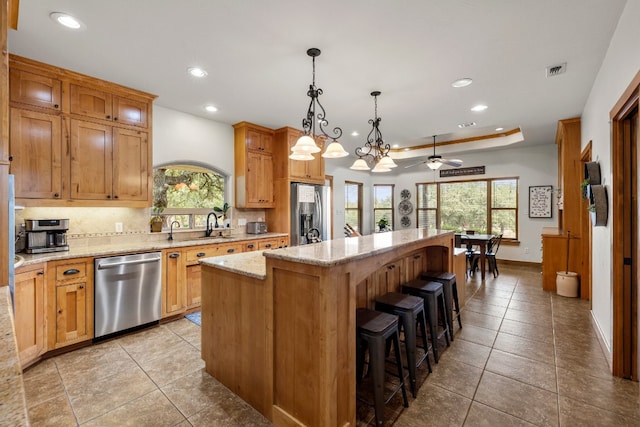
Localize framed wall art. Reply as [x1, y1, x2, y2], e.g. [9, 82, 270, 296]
[528, 185, 553, 218]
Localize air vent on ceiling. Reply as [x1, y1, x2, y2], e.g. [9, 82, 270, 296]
[546, 62, 567, 77]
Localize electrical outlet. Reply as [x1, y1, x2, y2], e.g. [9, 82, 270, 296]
[524, 247, 529, 254]
[115, 222, 123, 233]
[238, 218, 247, 226]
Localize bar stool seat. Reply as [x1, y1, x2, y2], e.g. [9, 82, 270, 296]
[401, 279, 450, 362]
[375, 292, 433, 397]
[356, 308, 409, 426]
[421, 272, 462, 341]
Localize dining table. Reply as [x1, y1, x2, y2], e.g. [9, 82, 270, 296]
[457, 233, 496, 280]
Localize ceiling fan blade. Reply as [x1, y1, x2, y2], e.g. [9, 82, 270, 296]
[441, 158, 463, 167]
[404, 160, 427, 169]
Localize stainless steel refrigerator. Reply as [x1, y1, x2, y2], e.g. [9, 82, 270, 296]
[290, 182, 330, 246]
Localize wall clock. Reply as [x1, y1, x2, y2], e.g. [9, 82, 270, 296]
[400, 189, 411, 200]
[401, 216, 411, 227]
[398, 199, 413, 215]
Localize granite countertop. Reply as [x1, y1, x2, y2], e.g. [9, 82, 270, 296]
[0, 288, 30, 426]
[16, 232, 288, 268]
[201, 229, 453, 278]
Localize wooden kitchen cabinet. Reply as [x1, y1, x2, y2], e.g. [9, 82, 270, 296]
[405, 249, 427, 282]
[375, 259, 405, 296]
[9, 54, 155, 207]
[14, 263, 46, 368]
[9, 68, 62, 111]
[163, 249, 187, 318]
[275, 126, 326, 184]
[70, 83, 149, 128]
[69, 120, 149, 202]
[9, 107, 64, 199]
[233, 122, 275, 208]
[47, 258, 94, 349]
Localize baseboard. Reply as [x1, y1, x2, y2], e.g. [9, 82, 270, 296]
[499, 259, 542, 269]
[590, 311, 613, 373]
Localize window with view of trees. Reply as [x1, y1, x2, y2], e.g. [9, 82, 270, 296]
[416, 177, 518, 239]
[373, 184, 394, 230]
[152, 165, 227, 230]
[345, 181, 363, 232]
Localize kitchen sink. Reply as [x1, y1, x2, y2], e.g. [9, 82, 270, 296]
[14, 255, 24, 268]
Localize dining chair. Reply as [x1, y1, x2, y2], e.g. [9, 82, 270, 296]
[471, 234, 503, 278]
[459, 235, 478, 276]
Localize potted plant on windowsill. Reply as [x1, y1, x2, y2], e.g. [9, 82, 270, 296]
[377, 216, 390, 232]
[214, 202, 231, 227]
[150, 205, 165, 232]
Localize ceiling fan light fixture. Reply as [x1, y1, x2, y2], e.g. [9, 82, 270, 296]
[427, 161, 443, 170]
[322, 141, 349, 158]
[350, 158, 371, 170]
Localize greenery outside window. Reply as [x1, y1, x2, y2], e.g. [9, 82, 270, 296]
[416, 177, 518, 239]
[152, 165, 226, 230]
[345, 181, 363, 232]
[373, 184, 394, 231]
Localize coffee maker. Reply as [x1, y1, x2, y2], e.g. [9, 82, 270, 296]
[24, 219, 70, 254]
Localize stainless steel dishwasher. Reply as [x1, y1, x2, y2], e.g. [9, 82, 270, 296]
[94, 252, 162, 338]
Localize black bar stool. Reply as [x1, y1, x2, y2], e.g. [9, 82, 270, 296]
[421, 272, 462, 341]
[401, 279, 450, 362]
[375, 292, 433, 397]
[356, 308, 409, 427]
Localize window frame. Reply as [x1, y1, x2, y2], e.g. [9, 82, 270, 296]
[373, 184, 395, 230]
[415, 177, 519, 241]
[344, 181, 363, 232]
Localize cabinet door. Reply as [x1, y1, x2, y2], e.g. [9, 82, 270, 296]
[375, 260, 405, 295]
[163, 251, 186, 317]
[112, 127, 149, 201]
[288, 132, 325, 183]
[69, 84, 113, 122]
[246, 129, 273, 153]
[70, 119, 113, 200]
[186, 264, 202, 309]
[113, 96, 149, 128]
[10, 108, 64, 199]
[9, 69, 62, 111]
[14, 267, 46, 366]
[405, 250, 426, 282]
[55, 281, 90, 345]
[246, 151, 274, 206]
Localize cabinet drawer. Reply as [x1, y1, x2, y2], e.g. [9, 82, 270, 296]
[258, 239, 278, 250]
[186, 247, 216, 264]
[55, 263, 87, 281]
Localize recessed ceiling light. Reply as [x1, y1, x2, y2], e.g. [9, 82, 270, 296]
[392, 144, 399, 148]
[458, 122, 477, 128]
[50, 12, 85, 30]
[471, 104, 488, 112]
[351, 131, 359, 137]
[187, 67, 208, 78]
[451, 78, 473, 88]
[205, 105, 218, 113]
[495, 127, 504, 131]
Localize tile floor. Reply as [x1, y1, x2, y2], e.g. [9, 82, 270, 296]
[23, 264, 640, 426]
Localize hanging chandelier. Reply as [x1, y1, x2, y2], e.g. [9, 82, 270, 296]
[350, 91, 397, 172]
[289, 48, 349, 160]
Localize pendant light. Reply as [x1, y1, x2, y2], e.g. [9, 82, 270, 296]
[350, 91, 396, 172]
[290, 48, 349, 160]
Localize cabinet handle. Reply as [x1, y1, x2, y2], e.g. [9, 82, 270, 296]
[265, 244, 272, 248]
[58, 309, 62, 314]
[8, 155, 12, 162]
[227, 248, 235, 253]
[247, 244, 254, 249]
[169, 253, 180, 258]
[54, 104, 59, 109]
[63, 269, 80, 275]
[197, 252, 206, 257]
[113, 195, 119, 199]
[113, 117, 118, 121]
[106, 115, 111, 119]
[54, 193, 59, 198]
[78, 285, 84, 289]
[414, 255, 421, 259]
[106, 195, 111, 199]
[388, 265, 396, 270]
[37, 271, 44, 275]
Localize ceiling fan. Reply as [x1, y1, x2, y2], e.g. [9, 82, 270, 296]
[404, 135, 463, 170]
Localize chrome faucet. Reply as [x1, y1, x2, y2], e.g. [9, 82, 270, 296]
[168, 220, 180, 240]
[205, 212, 219, 237]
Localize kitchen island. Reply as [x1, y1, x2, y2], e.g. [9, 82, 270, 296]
[200, 229, 454, 426]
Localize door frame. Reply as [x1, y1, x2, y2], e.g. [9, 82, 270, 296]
[611, 70, 640, 379]
[580, 141, 592, 303]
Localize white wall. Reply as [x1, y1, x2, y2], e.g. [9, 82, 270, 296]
[327, 143, 558, 262]
[581, 0, 640, 351]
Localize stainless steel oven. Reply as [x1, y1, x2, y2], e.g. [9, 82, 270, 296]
[94, 252, 162, 338]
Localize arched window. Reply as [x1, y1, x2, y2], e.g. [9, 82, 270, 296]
[152, 164, 227, 230]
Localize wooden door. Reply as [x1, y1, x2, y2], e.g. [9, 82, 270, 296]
[55, 282, 88, 345]
[10, 108, 64, 199]
[14, 266, 45, 366]
[70, 119, 113, 200]
[112, 127, 148, 201]
[163, 250, 186, 317]
[113, 95, 148, 128]
[69, 84, 113, 122]
[9, 68, 62, 111]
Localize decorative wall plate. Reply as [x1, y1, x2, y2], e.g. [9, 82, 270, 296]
[398, 199, 413, 215]
[401, 216, 411, 227]
[400, 189, 411, 200]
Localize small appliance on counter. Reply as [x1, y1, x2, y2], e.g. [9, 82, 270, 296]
[246, 221, 268, 234]
[24, 219, 70, 253]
